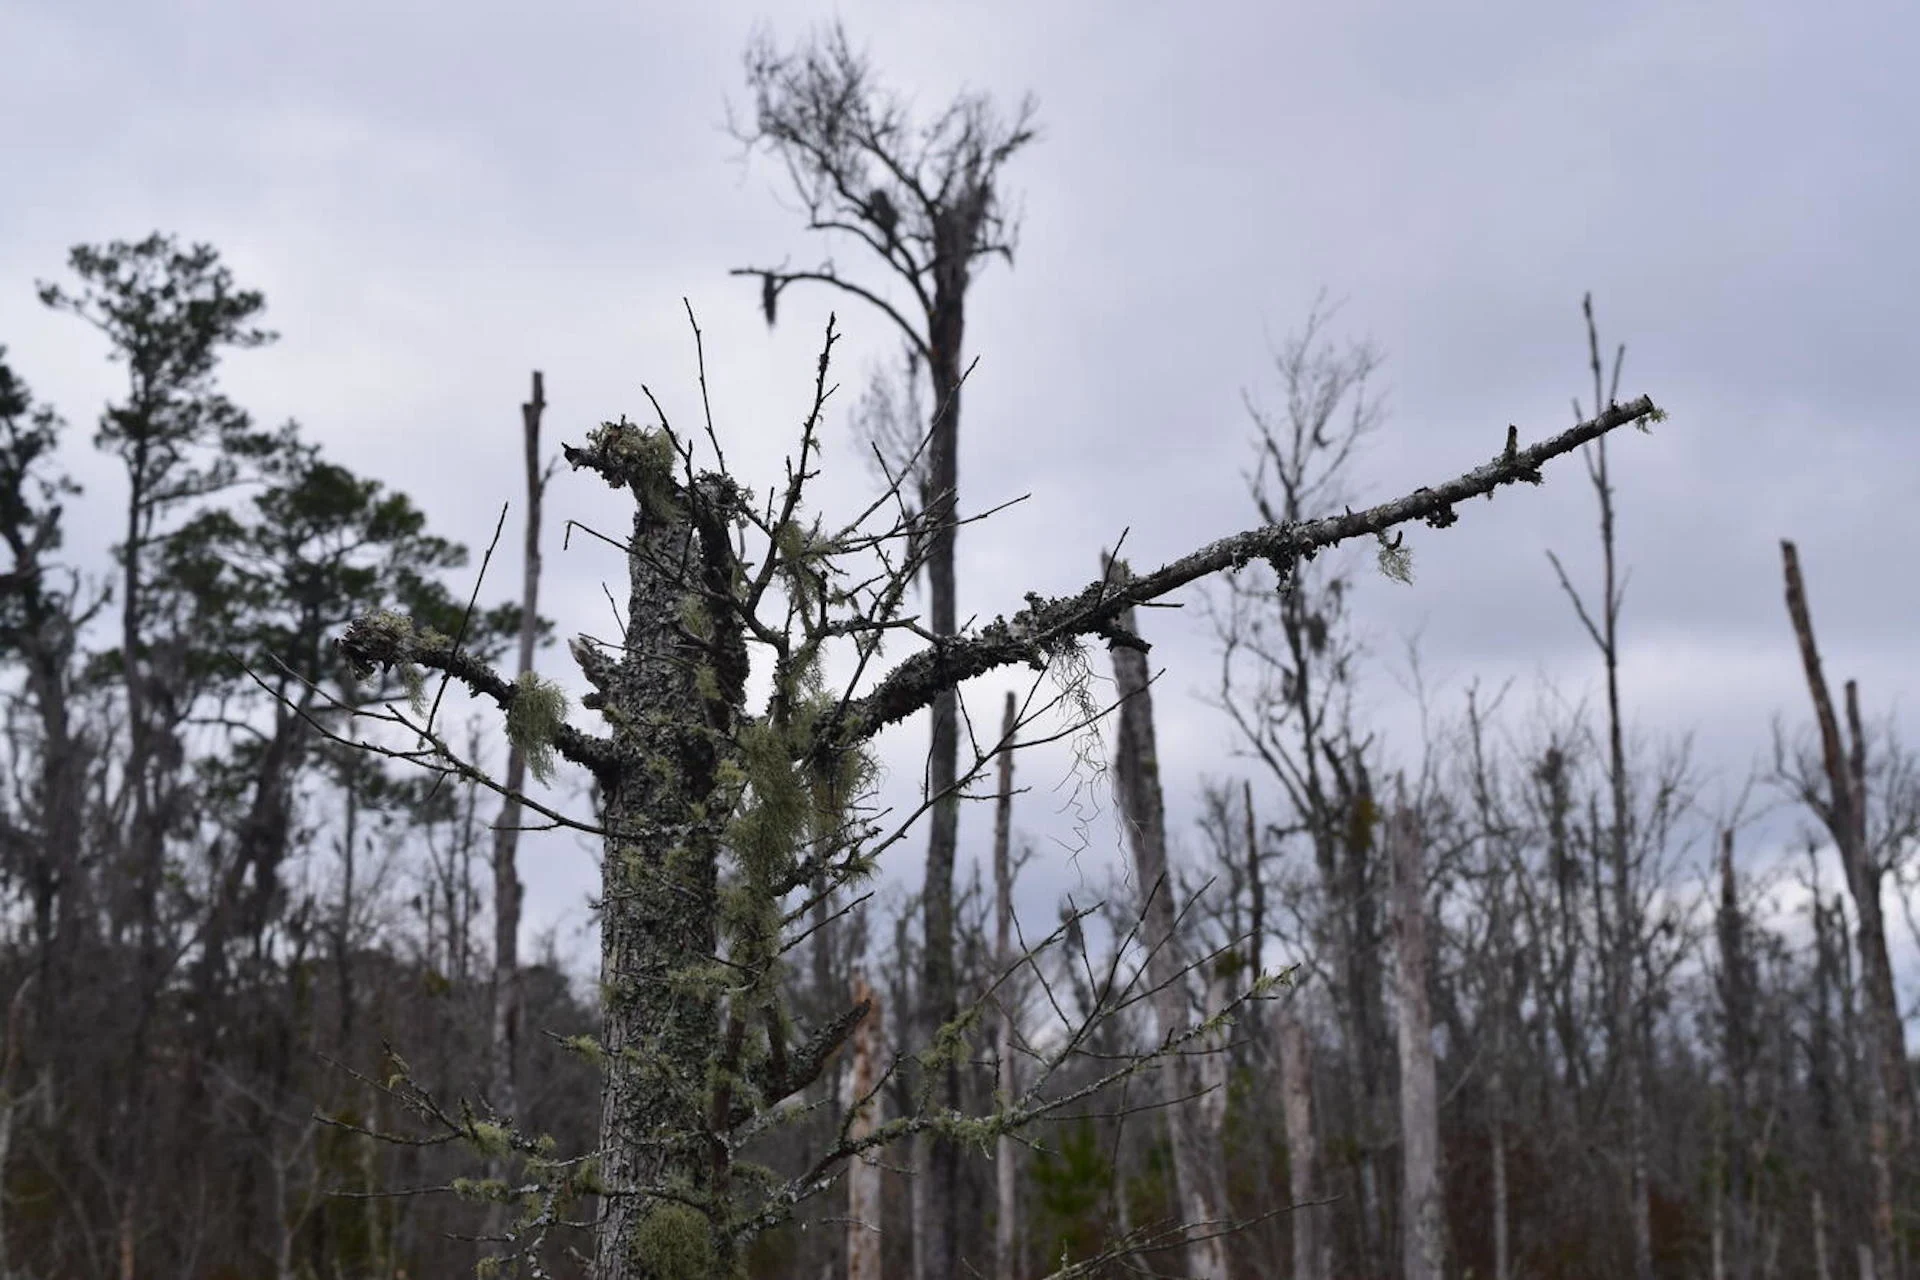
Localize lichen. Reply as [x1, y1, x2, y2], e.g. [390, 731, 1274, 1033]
[1376, 534, 1415, 585]
[506, 671, 570, 784]
[562, 1033, 608, 1069]
[631, 1202, 716, 1280]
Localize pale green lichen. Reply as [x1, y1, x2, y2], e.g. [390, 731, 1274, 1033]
[506, 671, 570, 784]
[465, 1120, 512, 1159]
[632, 1202, 717, 1280]
[590, 418, 682, 520]
[562, 1033, 608, 1069]
[399, 661, 428, 715]
[1376, 534, 1415, 585]
[451, 1176, 512, 1202]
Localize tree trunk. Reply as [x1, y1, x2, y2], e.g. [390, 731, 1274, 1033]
[1104, 554, 1229, 1279]
[586, 464, 748, 1280]
[915, 306, 965, 1280]
[488, 371, 546, 1239]
[1812, 1190, 1831, 1280]
[992, 691, 1019, 1280]
[1717, 828, 1758, 1280]
[1388, 796, 1443, 1280]
[848, 975, 884, 1280]
[1277, 1010, 1328, 1280]
[1781, 540, 1905, 1280]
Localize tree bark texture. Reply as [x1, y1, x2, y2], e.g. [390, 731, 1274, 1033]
[584, 463, 749, 1280]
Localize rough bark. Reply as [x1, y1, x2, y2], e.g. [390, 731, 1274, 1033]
[832, 398, 1658, 761]
[1104, 554, 1229, 1279]
[1780, 539, 1907, 1280]
[574, 451, 749, 1280]
[1388, 797, 1443, 1280]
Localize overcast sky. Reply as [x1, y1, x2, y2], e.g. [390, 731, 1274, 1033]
[4, 0, 1916, 980]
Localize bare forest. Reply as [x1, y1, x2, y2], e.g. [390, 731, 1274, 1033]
[1, 20, 1914, 1280]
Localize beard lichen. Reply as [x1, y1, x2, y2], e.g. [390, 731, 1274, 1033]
[588, 418, 682, 523]
[505, 670, 571, 784]
[631, 1200, 721, 1280]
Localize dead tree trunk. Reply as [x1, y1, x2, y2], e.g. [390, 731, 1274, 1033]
[1781, 539, 1907, 1280]
[848, 975, 885, 1280]
[1715, 828, 1758, 1280]
[992, 691, 1019, 1280]
[1277, 1009, 1329, 1280]
[732, 39, 1037, 1274]
[1105, 554, 1229, 1280]
[571, 445, 749, 1280]
[1388, 794, 1444, 1280]
[487, 371, 548, 1238]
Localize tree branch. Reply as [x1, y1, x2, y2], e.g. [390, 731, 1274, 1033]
[816, 396, 1663, 760]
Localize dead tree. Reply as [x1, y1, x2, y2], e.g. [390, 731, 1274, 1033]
[730, 30, 1037, 1275]
[1544, 295, 1658, 1280]
[991, 692, 1020, 1280]
[1779, 539, 1911, 1280]
[847, 975, 884, 1280]
[1388, 789, 1444, 1280]
[1713, 828, 1760, 1280]
[1105, 555, 1230, 1279]
[1205, 301, 1395, 1274]
[326, 312, 1661, 1278]
[485, 371, 556, 1240]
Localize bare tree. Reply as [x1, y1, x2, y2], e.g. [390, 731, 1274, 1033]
[991, 691, 1020, 1280]
[1543, 295, 1662, 1280]
[1275, 1006, 1330, 1280]
[847, 974, 884, 1280]
[1104, 554, 1230, 1279]
[1778, 539, 1912, 1280]
[1388, 788, 1444, 1280]
[1713, 827, 1759, 1280]
[729, 32, 1038, 1277]
[1205, 300, 1394, 1275]
[486, 370, 557, 1240]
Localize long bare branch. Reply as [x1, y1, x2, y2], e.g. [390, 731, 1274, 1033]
[819, 396, 1663, 757]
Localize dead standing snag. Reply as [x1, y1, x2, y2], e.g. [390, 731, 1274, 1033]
[332, 314, 1662, 1278]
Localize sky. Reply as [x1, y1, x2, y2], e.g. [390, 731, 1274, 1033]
[3, 0, 1917, 984]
